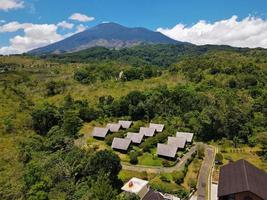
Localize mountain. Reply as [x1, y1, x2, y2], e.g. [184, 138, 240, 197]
[29, 22, 181, 55]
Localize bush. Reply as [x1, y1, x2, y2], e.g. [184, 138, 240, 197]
[162, 160, 171, 167]
[188, 178, 197, 190]
[129, 151, 139, 165]
[175, 188, 189, 199]
[197, 144, 205, 159]
[215, 153, 223, 164]
[172, 171, 185, 185]
[160, 174, 171, 182]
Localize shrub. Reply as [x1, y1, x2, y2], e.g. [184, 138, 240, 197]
[129, 151, 139, 165]
[215, 153, 223, 164]
[160, 174, 171, 182]
[172, 171, 185, 185]
[188, 178, 197, 190]
[162, 160, 171, 167]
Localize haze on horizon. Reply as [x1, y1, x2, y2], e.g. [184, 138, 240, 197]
[0, 0, 267, 54]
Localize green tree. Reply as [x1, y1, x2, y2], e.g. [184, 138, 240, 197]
[90, 173, 117, 200]
[86, 150, 121, 187]
[62, 111, 83, 137]
[32, 104, 60, 135]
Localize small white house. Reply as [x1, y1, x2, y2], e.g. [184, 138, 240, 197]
[121, 177, 149, 199]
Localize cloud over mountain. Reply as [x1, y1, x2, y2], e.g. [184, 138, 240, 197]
[157, 15, 267, 48]
[69, 13, 95, 22]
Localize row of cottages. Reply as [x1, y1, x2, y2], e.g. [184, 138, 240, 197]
[157, 132, 194, 159]
[111, 123, 165, 152]
[92, 120, 133, 138]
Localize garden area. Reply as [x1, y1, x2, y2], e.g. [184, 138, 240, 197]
[119, 150, 202, 198]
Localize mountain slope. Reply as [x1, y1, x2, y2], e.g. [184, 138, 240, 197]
[29, 22, 181, 55]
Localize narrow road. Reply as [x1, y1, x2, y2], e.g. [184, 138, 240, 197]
[197, 145, 215, 200]
[121, 145, 197, 173]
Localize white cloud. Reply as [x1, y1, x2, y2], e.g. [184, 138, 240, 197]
[0, 0, 24, 11]
[0, 21, 31, 32]
[0, 19, 90, 55]
[57, 21, 74, 29]
[69, 13, 95, 22]
[157, 15, 267, 48]
[0, 23, 64, 54]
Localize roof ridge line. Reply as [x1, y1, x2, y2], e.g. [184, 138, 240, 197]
[243, 160, 250, 190]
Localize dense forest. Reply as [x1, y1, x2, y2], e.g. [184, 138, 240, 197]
[0, 44, 267, 199]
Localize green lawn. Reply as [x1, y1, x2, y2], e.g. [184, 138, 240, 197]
[138, 152, 163, 166]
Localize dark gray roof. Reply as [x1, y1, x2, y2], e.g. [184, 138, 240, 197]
[176, 132, 194, 142]
[149, 123, 164, 132]
[126, 132, 144, 144]
[111, 138, 131, 151]
[139, 127, 156, 137]
[92, 127, 109, 138]
[118, 120, 132, 129]
[218, 159, 267, 200]
[143, 189, 164, 200]
[107, 123, 121, 132]
[157, 143, 177, 158]
[167, 136, 187, 149]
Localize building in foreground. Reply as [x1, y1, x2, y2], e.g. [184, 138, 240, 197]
[121, 177, 179, 200]
[218, 159, 267, 200]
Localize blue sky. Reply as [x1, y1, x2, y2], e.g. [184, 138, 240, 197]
[0, 0, 267, 54]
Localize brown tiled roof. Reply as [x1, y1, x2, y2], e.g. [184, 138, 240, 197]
[118, 120, 132, 129]
[139, 127, 156, 137]
[111, 138, 131, 151]
[167, 136, 187, 149]
[106, 123, 121, 132]
[157, 143, 177, 158]
[149, 123, 164, 132]
[126, 132, 144, 144]
[143, 189, 164, 200]
[92, 127, 109, 138]
[218, 159, 267, 200]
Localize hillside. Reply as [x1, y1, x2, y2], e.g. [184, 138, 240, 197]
[29, 22, 180, 55]
[0, 45, 267, 199]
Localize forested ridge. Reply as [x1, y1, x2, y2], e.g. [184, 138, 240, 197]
[0, 44, 266, 199]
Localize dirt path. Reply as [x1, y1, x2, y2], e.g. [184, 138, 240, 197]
[121, 145, 197, 173]
[197, 145, 215, 200]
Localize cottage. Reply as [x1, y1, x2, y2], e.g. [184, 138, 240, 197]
[92, 127, 109, 138]
[111, 138, 131, 151]
[157, 143, 177, 159]
[149, 123, 164, 132]
[176, 132, 194, 143]
[107, 123, 121, 132]
[118, 120, 132, 129]
[218, 159, 267, 200]
[167, 136, 187, 149]
[126, 132, 144, 144]
[139, 127, 156, 137]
